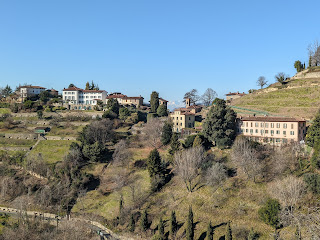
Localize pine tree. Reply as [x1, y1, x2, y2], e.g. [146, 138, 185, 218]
[309, 55, 312, 68]
[158, 217, 164, 240]
[140, 209, 148, 232]
[147, 149, 162, 177]
[129, 214, 135, 232]
[225, 221, 232, 240]
[91, 80, 95, 90]
[186, 206, 194, 240]
[169, 210, 178, 239]
[161, 122, 173, 145]
[206, 221, 213, 240]
[150, 91, 160, 113]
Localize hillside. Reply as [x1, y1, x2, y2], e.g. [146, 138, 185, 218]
[232, 67, 320, 120]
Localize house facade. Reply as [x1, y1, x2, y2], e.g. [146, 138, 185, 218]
[170, 109, 195, 132]
[106, 93, 144, 108]
[62, 86, 107, 110]
[237, 116, 306, 145]
[19, 85, 46, 102]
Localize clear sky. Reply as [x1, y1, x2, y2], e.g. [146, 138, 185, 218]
[1, 0, 320, 109]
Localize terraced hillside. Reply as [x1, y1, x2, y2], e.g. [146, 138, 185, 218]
[232, 76, 320, 120]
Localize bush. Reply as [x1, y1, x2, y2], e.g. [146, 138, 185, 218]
[310, 150, 320, 169]
[304, 173, 320, 194]
[102, 110, 118, 119]
[184, 135, 197, 148]
[258, 199, 281, 229]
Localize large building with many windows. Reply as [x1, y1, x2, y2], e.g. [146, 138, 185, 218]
[237, 116, 307, 144]
[62, 86, 107, 110]
[18, 85, 46, 102]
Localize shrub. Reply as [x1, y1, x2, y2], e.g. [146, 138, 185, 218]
[304, 173, 320, 194]
[258, 199, 281, 229]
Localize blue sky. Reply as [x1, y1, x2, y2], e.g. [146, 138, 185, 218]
[1, 0, 320, 109]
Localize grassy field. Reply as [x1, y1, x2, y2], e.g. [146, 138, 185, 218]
[0, 108, 10, 114]
[28, 140, 74, 163]
[0, 138, 36, 147]
[232, 78, 320, 119]
[46, 125, 84, 137]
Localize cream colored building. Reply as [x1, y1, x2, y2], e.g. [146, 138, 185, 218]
[106, 93, 143, 108]
[237, 116, 306, 145]
[170, 109, 195, 132]
[18, 85, 46, 102]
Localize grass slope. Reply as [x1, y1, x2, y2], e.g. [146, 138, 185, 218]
[232, 78, 320, 119]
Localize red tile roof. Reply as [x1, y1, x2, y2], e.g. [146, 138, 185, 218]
[106, 94, 127, 99]
[159, 98, 168, 102]
[122, 96, 144, 100]
[83, 90, 105, 93]
[239, 116, 305, 122]
[20, 85, 46, 89]
[63, 86, 83, 91]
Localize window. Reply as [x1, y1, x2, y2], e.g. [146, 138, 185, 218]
[283, 123, 287, 129]
[276, 123, 280, 128]
[283, 131, 286, 135]
[265, 123, 269, 128]
[250, 129, 253, 134]
[260, 129, 264, 135]
[260, 123, 264, 128]
[180, 117, 182, 120]
[246, 129, 248, 133]
[276, 130, 280, 135]
[189, 117, 190, 120]
[255, 129, 258, 133]
[176, 123, 178, 125]
[271, 123, 274, 128]
[271, 130, 274, 135]
[290, 131, 295, 135]
[291, 124, 294, 129]
[176, 117, 178, 120]
[246, 122, 248, 127]
[241, 129, 243, 133]
[180, 123, 182, 126]
[265, 130, 268, 134]
[255, 123, 259, 127]
[251, 122, 253, 127]
[276, 139, 281, 143]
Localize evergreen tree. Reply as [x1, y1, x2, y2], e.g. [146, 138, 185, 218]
[119, 107, 131, 120]
[169, 210, 178, 239]
[140, 209, 149, 232]
[85, 81, 90, 90]
[119, 195, 124, 224]
[202, 99, 236, 148]
[37, 110, 43, 119]
[161, 122, 173, 145]
[150, 91, 160, 113]
[303, 62, 306, 70]
[106, 98, 120, 115]
[309, 55, 312, 68]
[225, 221, 232, 240]
[90, 80, 95, 90]
[192, 135, 202, 147]
[294, 60, 303, 72]
[147, 149, 162, 177]
[129, 214, 135, 232]
[1, 84, 12, 97]
[306, 111, 320, 147]
[169, 133, 180, 156]
[158, 217, 164, 240]
[68, 83, 75, 88]
[258, 199, 281, 229]
[186, 206, 194, 240]
[157, 104, 168, 117]
[206, 221, 213, 240]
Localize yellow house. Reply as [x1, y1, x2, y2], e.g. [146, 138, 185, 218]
[170, 109, 195, 132]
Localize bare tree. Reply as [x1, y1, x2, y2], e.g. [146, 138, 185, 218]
[231, 136, 263, 182]
[268, 176, 305, 213]
[142, 118, 164, 149]
[84, 118, 114, 144]
[205, 162, 227, 189]
[256, 76, 268, 89]
[201, 88, 217, 107]
[174, 146, 205, 192]
[184, 89, 200, 105]
[308, 40, 320, 67]
[275, 72, 288, 85]
[112, 140, 132, 166]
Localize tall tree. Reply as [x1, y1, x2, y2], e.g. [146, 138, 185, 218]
[147, 149, 162, 178]
[294, 60, 303, 73]
[201, 88, 217, 106]
[202, 99, 237, 148]
[161, 122, 173, 145]
[206, 221, 213, 240]
[157, 104, 168, 117]
[169, 210, 178, 239]
[106, 98, 120, 115]
[258, 199, 281, 229]
[158, 217, 164, 240]
[256, 76, 268, 89]
[1, 85, 12, 97]
[129, 214, 135, 232]
[184, 89, 200, 105]
[306, 111, 320, 147]
[186, 206, 194, 240]
[225, 222, 232, 240]
[68, 83, 75, 88]
[150, 91, 160, 113]
[308, 40, 320, 67]
[140, 209, 149, 232]
[85, 82, 90, 90]
[275, 72, 288, 85]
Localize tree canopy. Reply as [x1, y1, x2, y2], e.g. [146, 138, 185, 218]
[150, 91, 159, 113]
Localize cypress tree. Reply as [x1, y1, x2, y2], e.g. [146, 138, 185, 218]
[158, 217, 164, 240]
[150, 91, 160, 113]
[186, 206, 194, 240]
[309, 55, 312, 68]
[119, 195, 124, 224]
[140, 209, 148, 232]
[225, 221, 232, 240]
[147, 149, 162, 177]
[206, 221, 213, 240]
[169, 210, 178, 239]
[129, 214, 135, 232]
[161, 122, 173, 145]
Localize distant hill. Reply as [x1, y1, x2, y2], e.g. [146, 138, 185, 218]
[232, 67, 320, 120]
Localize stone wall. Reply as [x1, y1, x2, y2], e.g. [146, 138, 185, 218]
[46, 136, 77, 140]
[291, 70, 320, 79]
[5, 133, 38, 140]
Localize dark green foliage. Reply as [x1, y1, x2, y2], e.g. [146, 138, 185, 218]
[184, 135, 197, 148]
[304, 173, 320, 194]
[106, 98, 120, 115]
[10, 103, 19, 113]
[129, 214, 135, 232]
[147, 113, 158, 122]
[39, 91, 50, 102]
[310, 150, 320, 169]
[157, 104, 168, 117]
[306, 112, 320, 148]
[37, 110, 43, 119]
[225, 222, 232, 240]
[202, 99, 236, 148]
[309, 55, 312, 68]
[248, 228, 259, 240]
[150, 91, 160, 113]
[169, 133, 181, 156]
[119, 107, 131, 120]
[186, 206, 194, 240]
[23, 100, 33, 109]
[192, 135, 202, 147]
[147, 149, 162, 177]
[161, 122, 173, 145]
[158, 217, 164, 240]
[258, 199, 281, 229]
[82, 142, 104, 162]
[140, 209, 149, 232]
[1, 85, 12, 97]
[184, 89, 199, 105]
[274, 72, 287, 85]
[102, 109, 118, 119]
[68, 83, 75, 88]
[169, 210, 178, 238]
[294, 60, 303, 72]
[206, 221, 213, 240]
[119, 195, 124, 224]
